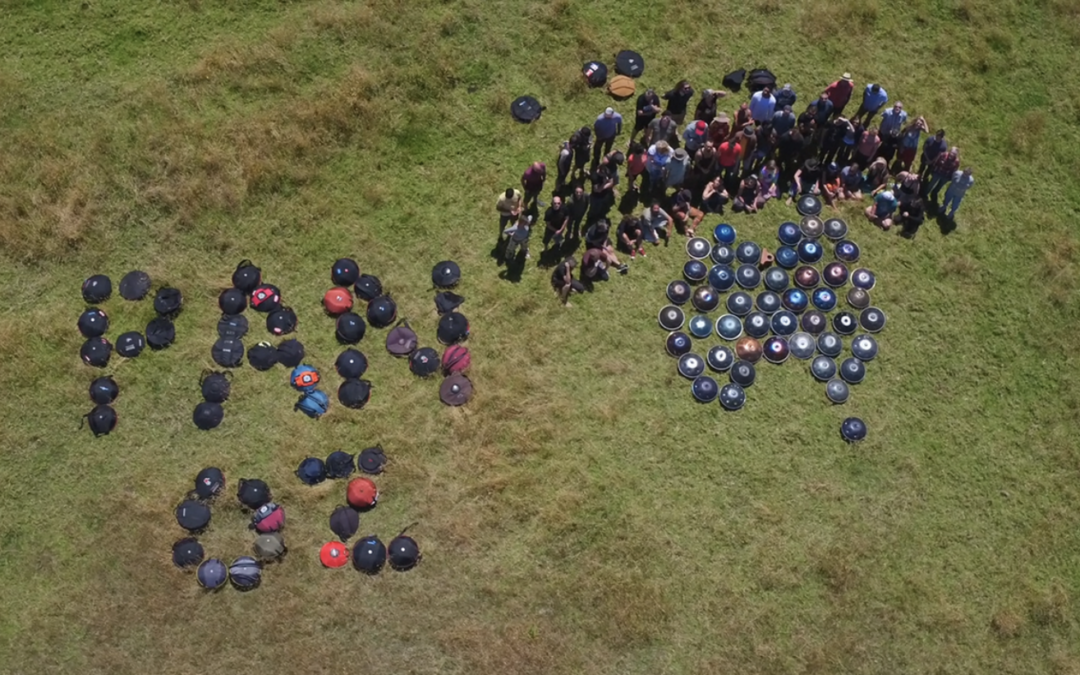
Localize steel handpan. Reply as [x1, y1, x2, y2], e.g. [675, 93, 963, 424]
[851, 334, 879, 361]
[811, 287, 837, 311]
[763, 336, 789, 364]
[713, 223, 736, 245]
[797, 195, 823, 218]
[810, 355, 837, 381]
[782, 288, 809, 313]
[859, 307, 886, 333]
[736, 264, 761, 290]
[688, 315, 712, 339]
[816, 332, 843, 358]
[691, 375, 719, 403]
[678, 353, 706, 379]
[736, 241, 762, 265]
[687, 237, 711, 260]
[800, 310, 827, 334]
[729, 360, 756, 387]
[794, 266, 820, 290]
[771, 310, 797, 336]
[756, 291, 782, 314]
[841, 417, 867, 442]
[692, 286, 720, 312]
[707, 345, 735, 372]
[715, 314, 743, 341]
[835, 240, 860, 263]
[775, 246, 798, 269]
[822, 262, 849, 288]
[788, 332, 816, 360]
[726, 291, 753, 316]
[719, 383, 746, 411]
[710, 244, 735, 265]
[851, 268, 876, 291]
[840, 357, 866, 384]
[800, 215, 824, 238]
[708, 264, 735, 292]
[684, 260, 708, 283]
[833, 311, 858, 335]
[826, 378, 850, 404]
[846, 287, 870, 309]
[764, 268, 789, 292]
[735, 337, 763, 363]
[823, 217, 849, 241]
[658, 305, 685, 331]
[797, 239, 824, 264]
[743, 312, 770, 339]
[665, 331, 692, 357]
[777, 222, 801, 246]
[667, 280, 692, 305]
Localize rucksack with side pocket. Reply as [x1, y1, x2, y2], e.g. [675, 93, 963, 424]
[77, 308, 109, 338]
[434, 291, 465, 315]
[154, 287, 183, 316]
[442, 344, 471, 375]
[295, 389, 330, 419]
[212, 338, 244, 368]
[200, 370, 231, 403]
[366, 295, 397, 329]
[232, 260, 262, 294]
[219, 288, 247, 315]
[217, 314, 247, 340]
[146, 317, 176, 350]
[276, 339, 305, 368]
[250, 284, 281, 313]
[290, 364, 320, 391]
[247, 341, 277, 371]
[296, 457, 327, 485]
[335, 349, 368, 378]
[722, 69, 747, 91]
[409, 347, 440, 377]
[251, 502, 285, 533]
[583, 61, 608, 87]
[237, 478, 271, 509]
[353, 274, 383, 302]
[326, 451, 355, 479]
[228, 556, 262, 591]
[193, 402, 224, 430]
[436, 312, 469, 345]
[84, 404, 117, 436]
[748, 68, 777, 93]
[81, 337, 112, 368]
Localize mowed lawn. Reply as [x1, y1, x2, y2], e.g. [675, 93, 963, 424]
[1, 0, 1079, 673]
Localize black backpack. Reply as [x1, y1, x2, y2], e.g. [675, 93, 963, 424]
[247, 342, 278, 371]
[193, 402, 224, 430]
[77, 308, 109, 338]
[436, 312, 469, 345]
[434, 291, 465, 315]
[332, 258, 360, 286]
[335, 349, 368, 379]
[722, 69, 747, 91]
[325, 451, 355, 479]
[366, 296, 397, 328]
[358, 446, 387, 474]
[200, 371, 231, 403]
[338, 379, 372, 409]
[388, 531, 421, 571]
[329, 505, 359, 540]
[582, 61, 608, 87]
[219, 288, 247, 315]
[119, 270, 151, 301]
[81, 274, 112, 303]
[89, 376, 119, 404]
[194, 466, 225, 499]
[145, 317, 176, 350]
[266, 307, 297, 336]
[409, 347, 440, 377]
[353, 274, 383, 302]
[153, 287, 183, 316]
[232, 260, 262, 294]
[211, 338, 244, 368]
[217, 314, 248, 340]
[84, 404, 117, 436]
[336, 312, 366, 344]
[81, 337, 112, 368]
[116, 331, 145, 359]
[276, 339, 305, 368]
[748, 68, 777, 93]
[237, 478, 271, 509]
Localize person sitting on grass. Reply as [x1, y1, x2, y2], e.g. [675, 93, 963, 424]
[584, 218, 619, 258]
[640, 200, 673, 246]
[820, 162, 843, 209]
[786, 157, 823, 204]
[581, 245, 627, 282]
[864, 189, 898, 230]
[732, 174, 760, 213]
[503, 213, 532, 261]
[702, 176, 730, 214]
[670, 188, 705, 237]
[616, 214, 645, 259]
[756, 160, 780, 209]
[864, 156, 890, 193]
[551, 256, 585, 306]
[893, 170, 921, 204]
[838, 163, 864, 201]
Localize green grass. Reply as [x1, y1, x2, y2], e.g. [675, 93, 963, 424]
[1, 0, 1079, 672]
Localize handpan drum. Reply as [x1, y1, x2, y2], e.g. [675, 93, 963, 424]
[799, 214, 824, 237]
[713, 223, 736, 245]
[762, 336, 789, 364]
[729, 360, 756, 387]
[794, 266, 820, 290]
[782, 288, 809, 313]
[743, 312, 771, 339]
[678, 353, 706, 379]
[736, 264, 762, 290]
[710, 244, 735, 265]
[777, 222, 801, 246]
[775, 246, 798, 269]
[719, 383, 746, 411]
[692, 286, 720, 313]
[823, 217, 848, 240]
[715, 314, 743, 341]
[764, 268, 789, 292]
[846, 287, 870, 309]
[658, 305, 685, 331]
[810, 355, 837, 381]
[691, 375, 719, 403]
[686, 237, 711, 260]
[771, 310, 797, 336]
[798, 196, 823, 218]
[859, 307, 887, 333]
[788, 332, 816, 360]
[840, 357, 866, 384]
[835, 240, 860, 263]
[665, 331, 692, 357]
[832, 311, 858, 335]
[736, 241, 762, 265]
[851, 334, 879, 361]
[708, 264, 735, 292]
[735, 337, 763, 363]
[684, 260, 708, 283]
[726, 291, 753, 317]
[851, 268, 876, 291]
[688, 314, 712, 339]
[797, 238, 824, 264]
[667, 280, 692, 305]
[816, 332, 843, 358]
[756, 291, 782, 314]
[826, 378, 850, 404]
[800, 310, 827, 334]
[822, 262, 849, 288]
[811, 287, 837, 311]
[707, 345, 735, 372]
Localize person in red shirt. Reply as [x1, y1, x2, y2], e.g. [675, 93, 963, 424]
[625, 142, 648, 192]
[520, 162, 547, 209]
[718, 137, 743, 183]
[824, 73, 855, 117]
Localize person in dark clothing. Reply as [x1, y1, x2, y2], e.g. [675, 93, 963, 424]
[551, 257, 585, 305]
[569, 127, 592, 174]
[918, 129, 947, 182]
[787, 157, 823, 202]
[774, 84, 797, 110]
[632, 89, 662, 143]
[702, 176, 730, 213]
[566, 184, 589, 240]
[662, 80, 695, 125]
[555, 139, 573, 192]
[776, 128, 804, 176]
[693, 89, 724, 124]
[819, 117, 854, 166]
[542, 195, 569, 251]
[616, 214, 645, 258]
[897, 196, 926, 236]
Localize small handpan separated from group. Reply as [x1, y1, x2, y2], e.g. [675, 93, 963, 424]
[841, 417, 867, 442]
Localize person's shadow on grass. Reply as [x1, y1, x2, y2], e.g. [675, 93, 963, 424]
[935, 211, 957, 236]
[498, 251, 526, 283]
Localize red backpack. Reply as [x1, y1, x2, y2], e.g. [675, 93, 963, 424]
[442, 345, 471, 376]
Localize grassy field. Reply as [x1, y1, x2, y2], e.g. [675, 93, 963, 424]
[2, 0, 1080, 672]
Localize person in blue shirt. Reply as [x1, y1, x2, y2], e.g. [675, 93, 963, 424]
[592, 107, 623, 169]
[876, 102, 909, 163]
[854, 84, 888, 125]
[749, 87, 777, 124]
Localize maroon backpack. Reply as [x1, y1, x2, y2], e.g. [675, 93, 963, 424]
[442, 345, 471, 376]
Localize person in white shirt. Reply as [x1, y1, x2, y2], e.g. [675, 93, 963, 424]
[941, 168, 974, 219]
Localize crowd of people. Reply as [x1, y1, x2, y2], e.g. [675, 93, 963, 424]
[494, 72, 976, 305]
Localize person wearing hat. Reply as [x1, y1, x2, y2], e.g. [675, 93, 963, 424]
[592, 107, 623, 169]
[632, 88, 662, 143]
[854, 83, 888, 125]
[682, 120, 710, 155]
[876, 102, 908, 163]
[665, 147, 690, 190]
[786, 157, 823, 203]
[520, 162, 546, 209]
[925, 146, 960, 201]
[895, 116, 929, 172]
[771, 105, 796, 135]
[864, 187, 899, 229]
[502, 212, 532, 262]
[661, 80, 695, 125]
[551, 256, 585, 305]
[918, 129, 947, 182]
[542, 195, 569, 252]
[749, 86, 777, 125]
[940, 167, 974, 220]
[708, 114, 730, 146]
[774, 83, 797, 110]
[824, 74, 855, 117]
[495, 187, 523, 232]
[693, 89, 725, 124]
[644, 112, 678, 148]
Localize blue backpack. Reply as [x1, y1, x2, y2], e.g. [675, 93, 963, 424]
[290, 364, 320, 392]
[296, 457, 327, 485]
[295, 390, 330, 419]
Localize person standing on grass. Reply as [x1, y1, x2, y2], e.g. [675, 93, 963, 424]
[521, 162, 546, 208]
[709, 113, 731, 146]
[632, 88, 662, 143]
[683, 120, 709, 155]
[775, 127, 803, 177]
[694, 89, 724, 124]
[555, 140, 573, 192]
[864, 188, 898, 229]
[876, 102, 908, 163]
[812, 93, 834, 139]
[666, 148, 691, 191]
[592, 107, 623, 169]
[926, 147, 961, 200]
[692, 141, 719, 189]
[732, 102, 754, 138]
[567, 185, 589, 240]
[897, 196, 926, 234]
[718, 135, 743, 184]
[854, 126, 882, 169]
[940, 167, 974, 219]
[895, 116, 928, 172]
[854, 83, 888, 124]
[640, 200, 673, 245]
[542, 195, 569, 252]
[551, 256, 584, 306]
[919, 129, 948, 182]
[774, 83, 797, 111]
[670, 188, 705, 236]
[702, 176, 730, 214]
[662, 80, 695, 125]
[749, 86, 777, 125]
[645, 112, 679, 148]
[824, 73, 855, 117]
[646, 140, 673, 187]
[820, 116, 854, 166]
[626, 142, 648, 192]
[503, 213, 532, 261]
[496, 188, 522, 231]
[617, 214, 645, 259]
[772, 105, 796, 135]
[739, 126, 759, 177]
[570, 126, 592, 175]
